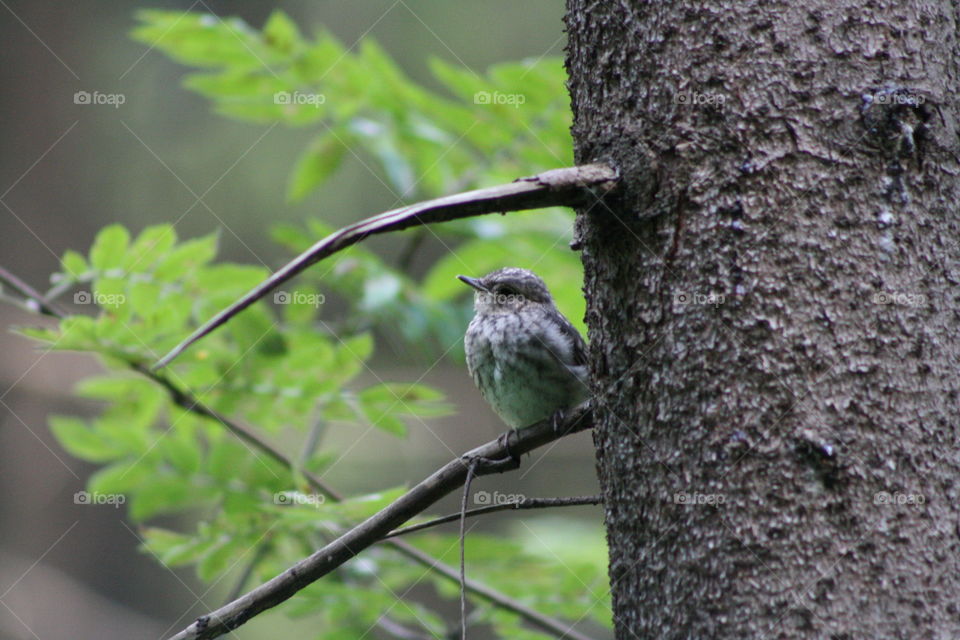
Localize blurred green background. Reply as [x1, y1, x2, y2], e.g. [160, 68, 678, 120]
[0, 2, 604, 638]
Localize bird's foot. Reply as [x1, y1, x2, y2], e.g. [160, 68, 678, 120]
[496, 429, 522, 463]
[461, 430, 521, 473]
[463, 452, 519, 473]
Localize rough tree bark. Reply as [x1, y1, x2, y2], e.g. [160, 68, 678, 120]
[565, 1, 960, 637]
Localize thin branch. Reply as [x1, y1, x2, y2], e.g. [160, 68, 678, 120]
[2, 267, 599, 640]
[128, 362, 343, 500]
[387, 538, 597, 640]
[385, 495, 603, 539]
[0, 269, 344, 501]
[167, 404, 594, 640]
[460, 459, 480, 640]
[0, 266, 64, 317]
[154, 163, 618, 369]
[43, 278, 76, 304]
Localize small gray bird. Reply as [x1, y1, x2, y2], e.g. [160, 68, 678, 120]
[458, 268, 589, 430]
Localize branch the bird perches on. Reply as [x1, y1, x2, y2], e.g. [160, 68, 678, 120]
[167, 403, 594, 640]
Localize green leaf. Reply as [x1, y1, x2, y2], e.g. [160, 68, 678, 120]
[49, 416, 120, 463]
[126, 225, 177, 271]
[195, 264, 268, 295]
[359, 383, 451, 424]
[15, 326, 59, 343]
[153, 233, 219, 281]
[56, 315, 99, 350]
[184, 70, 274, 97]
[338, 487, 407, 521]
[366, 412, 406, 436]
[89, 225, 130, 271]
[270, 222, 312, 253]
[129, 475, 200, 520]
[61, 250, 88, 279]
[292, 28, 345, 81]
[131, 11, 269, 70]
[197, 536, 242, 581]
[286, 130, 349, 201]
[262, 10, 301, 53]
[141, 526, 215, 567]
[160, 432, 202, 474]
[75, 375, 141, 401]
[430, 57, 488, 103]
[128, 281, 163, 316]
[207, 438, 248, 483]
[349, 118, 416, 196]
[341, 333, 373, 363]
[88, 459, 155, 495]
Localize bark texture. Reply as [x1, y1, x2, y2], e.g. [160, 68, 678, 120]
[565, 1, 960, 637]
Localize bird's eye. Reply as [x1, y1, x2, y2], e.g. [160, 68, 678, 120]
[494, 285, 518, 297]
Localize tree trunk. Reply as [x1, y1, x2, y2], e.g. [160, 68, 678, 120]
[565, 1, 960, 637]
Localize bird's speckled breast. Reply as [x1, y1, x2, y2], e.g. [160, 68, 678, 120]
[464, 308, 587, 429]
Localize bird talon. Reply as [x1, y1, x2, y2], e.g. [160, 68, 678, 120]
[463, 450, 519, 472]
[497, 430, 521, 463]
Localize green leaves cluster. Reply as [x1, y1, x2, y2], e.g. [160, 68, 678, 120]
[132, 8, 586, 341]
[30, 224, 450, 522]
[132, 10, 572, 200]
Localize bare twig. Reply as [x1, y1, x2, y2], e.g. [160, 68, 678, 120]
[128, 362, 343, 500]
[460, 459, 480, 640]
[0, 266, 64, 317]
[387, 540, 597, 640]
[154, 163, 617, 369]
[2, 267, 598, 640]
[385, 494, 603, 539]
[167, 404, 593, 640]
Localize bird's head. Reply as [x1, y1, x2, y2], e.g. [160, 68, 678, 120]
[457, 267, 553, 314]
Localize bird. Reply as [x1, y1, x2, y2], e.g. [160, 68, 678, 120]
[458, 267, 589, 431]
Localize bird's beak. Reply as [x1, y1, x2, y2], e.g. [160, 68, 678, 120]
[457, 275, 488, 292]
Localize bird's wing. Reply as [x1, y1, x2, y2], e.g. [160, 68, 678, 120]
[548, 307, 589, 368]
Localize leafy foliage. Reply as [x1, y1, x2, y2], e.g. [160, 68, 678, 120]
[32, 224, 450, 520]
[11, 8, 609, 640]
[131, 8, 586, 341]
